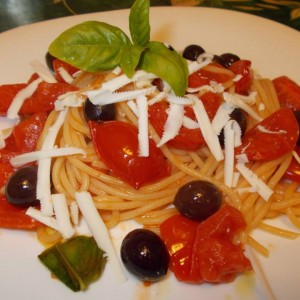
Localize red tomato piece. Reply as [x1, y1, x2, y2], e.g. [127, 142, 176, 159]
[0, 84, 27, 113]
[188, 63, 234, 88]
[53, 59, 79, 82]
[0, 148, 19, 164]
[284, 146, 300, 182]
[229, 60, 253, 95]
[0, 162, 14, 187]
[0, 195, 40, 229]
[235, 108, 299, 161]
[0, 82, 78, 114]
[148, 92, 222, 151]
[20, 81, 78, 114]
[89, 120, 170, 189]
[273, 76, 300, 110]
[13, 112, 48, 152]
[160, 205, 252, 284]
[160, 215, 200, 283]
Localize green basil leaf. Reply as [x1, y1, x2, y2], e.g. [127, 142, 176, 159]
[129, 0, 150, 46]
[38, 236, 106, 292]
[120, 44, 145, 78]
[139, 41, 188, 96]
[48, 21, 132, 72]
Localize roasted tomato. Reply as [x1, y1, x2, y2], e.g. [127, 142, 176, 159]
[13, 112, 48, 152]
[273, 76, 300, 110]
[284, 146, 300, 182]
[229, 59, 253, 95]
[235, 108, 299, 161]
[188, 63, 234, 88]
[89, 120, 170, 189]
[160, 205, 252, 283]
[0, 81, 78, 114]
[148, 92, 222, 151]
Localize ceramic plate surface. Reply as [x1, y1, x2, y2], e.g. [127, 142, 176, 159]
[0, 7, 299, 300]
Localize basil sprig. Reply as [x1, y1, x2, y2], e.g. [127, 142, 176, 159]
[48, 0, 188, 96]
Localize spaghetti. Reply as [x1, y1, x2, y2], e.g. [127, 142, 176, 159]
[34, 65, 300, 255]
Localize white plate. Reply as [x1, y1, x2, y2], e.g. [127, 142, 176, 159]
[0, 7, 300, 300]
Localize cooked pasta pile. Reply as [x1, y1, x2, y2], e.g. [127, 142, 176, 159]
[36, 66, 300, 256]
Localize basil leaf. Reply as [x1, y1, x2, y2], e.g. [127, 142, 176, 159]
[49, 21, 132, 72]
[129, 0, 150, 46]
[139, 41, 188, 96]
[120, 44, 145, 78]
[38, 236, 106, 292]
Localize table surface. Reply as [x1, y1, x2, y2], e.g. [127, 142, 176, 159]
[0, 0, 299, 33]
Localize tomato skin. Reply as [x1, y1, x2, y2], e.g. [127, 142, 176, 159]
[53, 59, 79, 82]
[229, 60, 253, 95]
[148, 92, 222, 151]
[273, 76, 300, 110]
[235, 108, 299, 161]
[188, 63, 234, 88]
[89, 120, 170, 189]
[0, 82, 78, 114]
[0, 195, 40, 229]
[160, 205, 252, 284]
[13, 112, 48, 152]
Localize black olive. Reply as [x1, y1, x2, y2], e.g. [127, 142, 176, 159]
[5, 166, 39, 207]
[121, 229, 169, 282]
[218, 108, 248, 148]
[83, 98, 115, 122]
[45, 52, 55, 71]
[182, 44, 205, 61]
[173, 180, 222, 221]
[219, 53, 240, 68]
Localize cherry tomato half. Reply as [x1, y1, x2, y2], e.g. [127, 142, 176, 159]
[53, 59, 79, 82]
[13, 112, 48, 153]
[235, 108, 299, 161]
[0, 81, 78, 114]
[148, 92, 222, 151]
[229, 60, 253, 95]
[89, 120, 170, 189]
[188, 63, 234, 88]
[160, 205, 251, 283]
[273, 76, 300, 110]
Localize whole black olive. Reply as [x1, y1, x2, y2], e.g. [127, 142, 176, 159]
[5, 166, 39, 207]
[173, 180, 222, 221]
[182, 44, 205, 61]
[121, 229, 169, 282]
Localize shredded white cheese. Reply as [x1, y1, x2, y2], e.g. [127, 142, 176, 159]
[55, 92, 85, 111]
[235, 162, 273, 201]
[137, 95, 149, 157]
[257, 125, 287, 135]
[57, 67, 74, 83]
[191, 94, 224, 161]
[37, 109, 68, 216]
[157, 103, 184, 147]
[212, 103, 235, 135]
[10, 147, 86, 167]
[52, 193, 75, 239]
[6, 77, 43, 120]
[88, 87, 155, 106]
[75, 191, 127, 283]
[26, 207, 59, 230]
[223, 92, 262, 122]
[30, 60, 57, 83]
